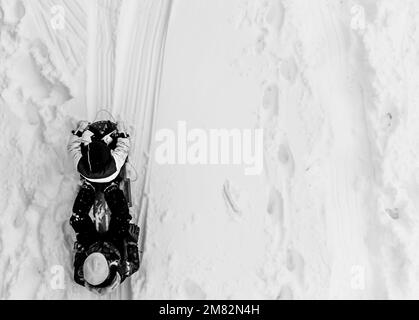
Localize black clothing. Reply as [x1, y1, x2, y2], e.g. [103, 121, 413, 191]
[70, 181, 140, 287]
[77, 143, 118, 180]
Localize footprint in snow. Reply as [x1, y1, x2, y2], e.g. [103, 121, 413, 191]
[386, 208, 399, 220]
[267, 187, 283, 217]
[277, 284, 293, 300]
[183, 279, 206, 300]
[280, 57, 298, 84]
[277, 143, 295, 176]
[286, 247, 305, 285]
[267, 187, 285, 245]
[255, 28, 268, 54]
[265, 0, 285, 33]
[261, 84, 279, 124]
[3, 0, 25, 25]
[14, 0, 26, 23]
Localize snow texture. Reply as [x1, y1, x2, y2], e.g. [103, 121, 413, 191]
[0, 0, 418, 299]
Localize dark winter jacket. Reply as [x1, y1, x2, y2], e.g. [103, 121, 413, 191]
[68, 133, 130, 183]
[74, 224, 140, 287]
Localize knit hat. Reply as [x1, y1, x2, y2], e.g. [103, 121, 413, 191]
[83, 252, 110, 286]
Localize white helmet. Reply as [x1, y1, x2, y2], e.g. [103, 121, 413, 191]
[83, 252, 110, 286]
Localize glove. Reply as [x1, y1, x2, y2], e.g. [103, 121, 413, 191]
[117, 121, 127, 132]
[119, 133, 130, 139]
[74, 121, 90, 136]
[77, 121, 90, 131]
[102, 132, 114, 145]
[117, 122, 130, 138]
[119, 239, 139, 277]
[81, 130, 94, 145]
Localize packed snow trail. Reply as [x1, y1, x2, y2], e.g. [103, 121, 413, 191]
[297, 2, 378, 297]
[84, 0, 124, 300]
[83, 0, 173, 299]
[111, 0, 173, 299]
[236, 0, 388, 298]
[292, 1, 375, 298]
[284, 1, 380, 299]
[85, 0, 121, 116]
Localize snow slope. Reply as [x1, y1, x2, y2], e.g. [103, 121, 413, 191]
[1, 0, 419, 300]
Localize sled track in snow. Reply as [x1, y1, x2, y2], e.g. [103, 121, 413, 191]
[86, 0, 173, 300]
[113, 0, 173, 300]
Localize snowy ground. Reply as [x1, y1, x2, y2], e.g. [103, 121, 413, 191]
[1, 0, 419, 300]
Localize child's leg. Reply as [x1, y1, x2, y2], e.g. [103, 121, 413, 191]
[70, 182, 96, 237]
[104, 183, 132, 236]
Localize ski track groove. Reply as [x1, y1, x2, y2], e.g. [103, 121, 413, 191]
[315, 1, 377, 298]
[86, 0, 120, 300]
[272, 0, 380, 298]
[113, 0, 172, 299]
[90, 0, 173, 300]
[321, 2, 359, 297]
[124, 1, 153, 119]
